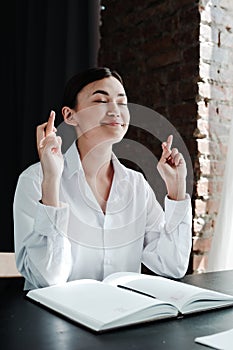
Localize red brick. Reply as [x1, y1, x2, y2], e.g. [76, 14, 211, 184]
[193, 236, 213, 253]
[206, 199, 221, 215]
[147, 50, 181, 68]
[143, 35, 175, 54]
[192, 254, 209, 273]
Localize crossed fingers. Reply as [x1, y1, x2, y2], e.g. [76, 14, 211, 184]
[37, 110, 57, 150]
[162, 135, 183, 167]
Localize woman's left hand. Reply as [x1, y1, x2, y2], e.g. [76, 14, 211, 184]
[157, 135, 187, 201]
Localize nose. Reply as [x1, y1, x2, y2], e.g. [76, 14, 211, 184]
[107, 111, 119, 117]
[106, 102, 120, 117]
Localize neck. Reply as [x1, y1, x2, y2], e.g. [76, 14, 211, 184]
[76, 139, 113, 179]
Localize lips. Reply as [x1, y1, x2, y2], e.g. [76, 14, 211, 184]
[100, 121, 125, 126]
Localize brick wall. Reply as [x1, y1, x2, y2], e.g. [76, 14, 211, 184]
[98, 0, 233, 273]
[194, 0, 233, 272]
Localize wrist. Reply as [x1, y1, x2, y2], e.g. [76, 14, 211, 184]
[167, 180, 186, 201]
[167, 192, 186, 201]
[41, 179, 61, 207]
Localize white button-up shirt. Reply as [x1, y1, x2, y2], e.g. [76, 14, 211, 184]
[13, 141, 192, 290]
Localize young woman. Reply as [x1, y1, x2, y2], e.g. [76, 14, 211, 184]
[13, 67, 192, 290]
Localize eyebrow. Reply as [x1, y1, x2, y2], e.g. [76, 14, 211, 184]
[92, 90, 126, 97]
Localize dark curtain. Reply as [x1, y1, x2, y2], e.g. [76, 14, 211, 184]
[1, 0, 100, 251]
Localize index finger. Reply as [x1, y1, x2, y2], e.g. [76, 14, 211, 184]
[45, 110, 56, 136]
[166, 134, 173, 151]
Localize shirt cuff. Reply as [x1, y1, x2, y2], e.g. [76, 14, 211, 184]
[164, 194, 191, 233]
[34, 201, 69, 237]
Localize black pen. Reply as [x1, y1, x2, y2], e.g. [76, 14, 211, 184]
[117, 285, 157, 299]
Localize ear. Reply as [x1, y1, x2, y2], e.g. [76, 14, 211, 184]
[62, 106, 79, 126]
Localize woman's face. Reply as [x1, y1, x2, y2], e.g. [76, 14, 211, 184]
[73, 76, 130, 145]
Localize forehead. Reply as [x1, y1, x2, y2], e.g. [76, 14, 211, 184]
[79, 76, 126, 97]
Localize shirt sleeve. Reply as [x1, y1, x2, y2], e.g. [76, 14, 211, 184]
[142, 181, 192, 279]
[13, 167, 72, 289]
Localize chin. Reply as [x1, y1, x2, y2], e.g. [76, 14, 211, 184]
[111, 134, 126, 145]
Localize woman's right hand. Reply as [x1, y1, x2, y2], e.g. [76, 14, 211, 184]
[36, 110, 64, 206]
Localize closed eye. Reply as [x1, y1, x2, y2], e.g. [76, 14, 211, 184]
[94, 100, 108, 103]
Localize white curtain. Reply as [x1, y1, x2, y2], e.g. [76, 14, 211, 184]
[207, 116, 233, 271]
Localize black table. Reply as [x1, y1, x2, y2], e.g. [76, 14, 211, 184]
[1, 270, 233, 350]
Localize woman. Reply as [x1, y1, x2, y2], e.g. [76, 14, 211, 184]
[13, 67, 192, 290]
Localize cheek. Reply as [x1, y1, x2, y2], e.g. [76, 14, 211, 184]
[77, 105, 107, 132]
[122, 109, 130, 124]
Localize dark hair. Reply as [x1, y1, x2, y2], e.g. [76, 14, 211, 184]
[62, 67, 124, 109]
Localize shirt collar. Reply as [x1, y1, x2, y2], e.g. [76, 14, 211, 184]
[64, 140, 129, 180]
[64, 140, 82, 179]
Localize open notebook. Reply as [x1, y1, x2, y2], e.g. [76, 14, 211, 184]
[195, 327, 233, 350]
[26, 271, 233, 332]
